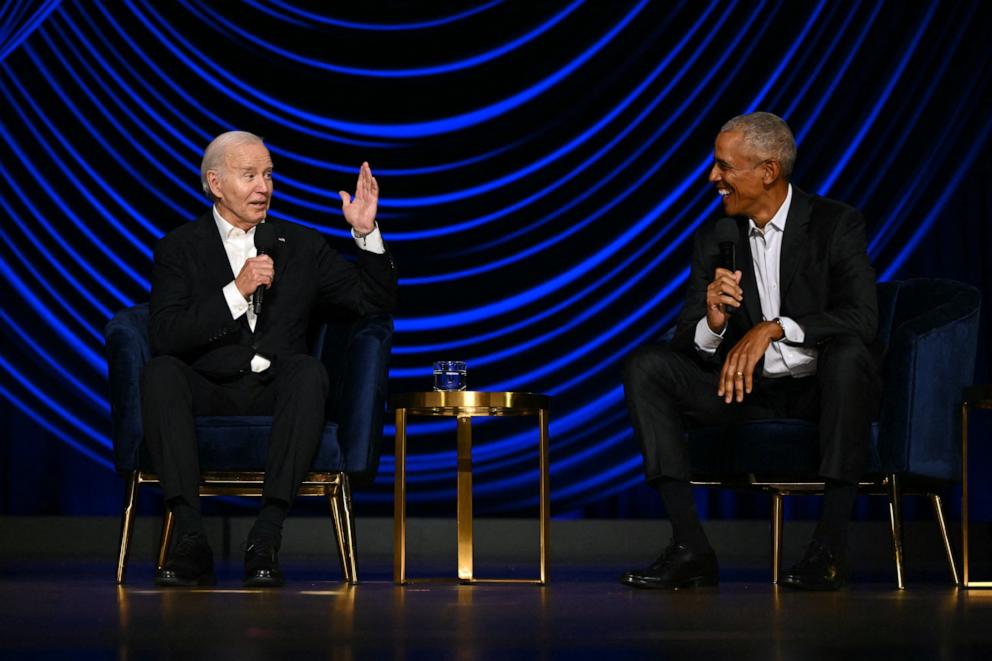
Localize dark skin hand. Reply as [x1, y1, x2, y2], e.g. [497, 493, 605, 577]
[718, 321, 784, 403]
[704, 266, 785, 403]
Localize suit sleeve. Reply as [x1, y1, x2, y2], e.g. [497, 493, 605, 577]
[793, 209, 877, 346]
[671, 227, 717, 356]
[148, 236, 242, 356]
[314, 233, 398, 315]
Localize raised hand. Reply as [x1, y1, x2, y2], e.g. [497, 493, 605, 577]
[339, 162, 378, 234]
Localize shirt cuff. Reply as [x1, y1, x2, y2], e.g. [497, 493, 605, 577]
[223, 281, 249, 320]
[250, 354, 271, 373]
[777, 316, 805, 344]
[353, 224, 385, 254]
[693, 316, 725, 354]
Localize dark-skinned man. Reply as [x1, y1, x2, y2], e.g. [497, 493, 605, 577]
[621, 112, 879, 591]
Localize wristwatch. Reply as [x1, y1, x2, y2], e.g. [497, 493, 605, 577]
[772, 317, 786, 340]
[352, 221, 377, 246]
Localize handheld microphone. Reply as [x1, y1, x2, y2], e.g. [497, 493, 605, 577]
[713, 217, 738, 316]
[252, 223, 276, 316]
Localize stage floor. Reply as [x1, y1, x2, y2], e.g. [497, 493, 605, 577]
[2, 558, 991, 659]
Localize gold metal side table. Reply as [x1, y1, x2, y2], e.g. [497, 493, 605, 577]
[391, 391, 551, 584]
[963, 384, 992, 587]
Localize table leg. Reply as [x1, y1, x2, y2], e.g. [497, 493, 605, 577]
[457, 415, 473, 582]
[539, 408, 550, 585]
[394, 408, 407, 584]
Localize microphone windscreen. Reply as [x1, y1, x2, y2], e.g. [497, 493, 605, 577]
[254, 223, 276, 253]
[714, 217, 738, 244]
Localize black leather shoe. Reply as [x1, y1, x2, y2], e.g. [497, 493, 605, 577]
[620, 542, 719, 590]
[244, 537, 284, 587]
[156, 532, 216, 587]
[780, 540, 848, 591]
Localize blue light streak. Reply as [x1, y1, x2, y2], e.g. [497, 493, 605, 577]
[247, 0, 504, 31]
[182, 0, 582, 78]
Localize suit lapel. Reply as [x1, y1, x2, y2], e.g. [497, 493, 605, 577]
[778, 186, 811, 303]
[195, 210, 253, 334]
[193, 211, 237, 284]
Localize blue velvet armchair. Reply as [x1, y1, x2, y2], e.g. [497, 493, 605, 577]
[105, 304, 393, 584]
[684, 278, 981, 588]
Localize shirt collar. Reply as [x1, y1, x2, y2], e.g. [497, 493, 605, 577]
[212, 205, 259, 241]
[748, 184, 792, 235]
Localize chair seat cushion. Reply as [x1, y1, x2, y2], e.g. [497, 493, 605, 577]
[688, 419, 883, 478]
[193, 416, 343, 472]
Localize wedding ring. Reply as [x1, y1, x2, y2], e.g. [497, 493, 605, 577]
[735, 371, 743, 377]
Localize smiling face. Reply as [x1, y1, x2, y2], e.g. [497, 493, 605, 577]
[708, 130, 781, 223]
[207, 141, 273, 231]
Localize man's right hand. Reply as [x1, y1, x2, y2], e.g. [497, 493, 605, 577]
[235, 255, 274, 300]
[705, 267, 743, 332]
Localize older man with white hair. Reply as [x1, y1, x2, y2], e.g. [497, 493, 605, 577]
[142, 131, 397, 587]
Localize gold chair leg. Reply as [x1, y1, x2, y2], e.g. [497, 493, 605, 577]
[931, 493, 960, 585]
[887, 473, 906, 590]
[116, 471, 139, 584]
[771, 492, 784, 584]
[330, 474, 358, 584]
[157, 509, 175, 571]
[328, 484, 347, 580]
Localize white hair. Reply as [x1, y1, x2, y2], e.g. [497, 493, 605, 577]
[200, 131, 265, 199]
[720, 112, 796, 177]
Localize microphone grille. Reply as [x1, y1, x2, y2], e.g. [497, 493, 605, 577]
[714, 217, 738, 244]
[254, 222, 276, 253]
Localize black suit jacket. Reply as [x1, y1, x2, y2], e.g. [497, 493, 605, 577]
[671, 186, 877, 365]
[149, 211, 398, 380]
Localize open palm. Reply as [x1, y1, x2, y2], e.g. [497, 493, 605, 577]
[339, 162, 378, 234]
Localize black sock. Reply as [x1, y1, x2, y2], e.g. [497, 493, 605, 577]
[249, 499, 288, 544]
[657, 479, 712, 553]
[814, 479, 858, 554]
[169, 497, 204, 539]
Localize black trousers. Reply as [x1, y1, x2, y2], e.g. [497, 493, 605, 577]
[141, 354, 330, 505]
[622, 335, 881, 484]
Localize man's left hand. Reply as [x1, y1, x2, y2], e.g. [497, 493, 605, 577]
[718, 321, 784, 403]
[339, 162, 378, 234]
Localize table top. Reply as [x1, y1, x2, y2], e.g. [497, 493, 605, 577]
[390, 391, 551, 416]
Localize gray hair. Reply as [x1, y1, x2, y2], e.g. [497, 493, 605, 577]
[720, 112, 796, 178]
[200, 130, 265, 199]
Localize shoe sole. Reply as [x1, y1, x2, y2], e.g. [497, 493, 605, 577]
[621, 575, 719, 590]
[779, 577, 845, 591]
[243, 576, 285, 588]
[155, 574, 217, 588]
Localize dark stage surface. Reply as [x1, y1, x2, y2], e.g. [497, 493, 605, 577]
[4, 513, 992, 660]
[2, 560, 992, 659]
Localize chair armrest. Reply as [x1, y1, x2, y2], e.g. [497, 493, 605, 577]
[876, 280, 981, 481]
[104, 304, 151, 473]
[319, 313, 394, 484]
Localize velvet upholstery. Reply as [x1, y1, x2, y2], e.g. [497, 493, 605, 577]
[684, 279, 981, 483]
[104, 304, 393, 480]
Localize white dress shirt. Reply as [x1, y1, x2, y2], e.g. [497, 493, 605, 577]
[693, 185, 817, 377]
[213, 206, 385, 373]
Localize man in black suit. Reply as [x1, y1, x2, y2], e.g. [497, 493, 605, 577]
[142, 131, 397, 587]
[621, 112, 879, 590]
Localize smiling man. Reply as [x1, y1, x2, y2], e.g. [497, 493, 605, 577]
[142, 131, 397, 587]
[621, 112, 879, 590]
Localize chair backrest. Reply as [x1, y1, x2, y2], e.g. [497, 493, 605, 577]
[874, 278, 981, 480]
[104, 304, 393, 482]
